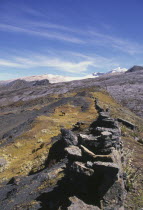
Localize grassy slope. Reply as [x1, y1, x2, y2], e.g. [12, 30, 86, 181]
[0, 87, 143, 208]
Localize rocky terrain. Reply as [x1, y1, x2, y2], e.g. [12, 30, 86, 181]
[0, 65, 143, 118]
[0, 101, 126, 209]
[0, 66, 143, 209]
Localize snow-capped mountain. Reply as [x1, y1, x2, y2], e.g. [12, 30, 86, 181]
[108, 67, 127, 74]
[92, 67, 127, 77]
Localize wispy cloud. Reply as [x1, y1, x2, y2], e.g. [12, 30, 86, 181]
[0, 55, 94, 73]
[0, 3, 142, 55]
[0, 20, 142, 55]
[0, 59, 23, 68]
[0, 48, 122, 75]
[0, 23, 84, 44]
[89, 30, 143, 55]
[65, 51, 119, 69]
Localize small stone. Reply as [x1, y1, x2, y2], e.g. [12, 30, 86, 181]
[37, 138, 43, 143]
[101, 131, 112, 137]
[0, 158, 7, 167]
[0, 158, 7, 172]
[64, 146, 82, 159]
[86, 161, 93, 168]
[14, 142, 22, 148]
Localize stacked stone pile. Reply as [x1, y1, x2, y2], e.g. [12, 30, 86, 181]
[59, 100, 125, 209]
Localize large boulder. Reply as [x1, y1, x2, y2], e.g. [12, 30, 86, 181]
[93, 161, 119, 175]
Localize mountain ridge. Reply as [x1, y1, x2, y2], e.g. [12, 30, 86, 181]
[0, 66, 128, 85]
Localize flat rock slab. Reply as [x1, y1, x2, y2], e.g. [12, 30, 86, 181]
[117, 118, 136, 130]
[93, 161, 119, 175]
[65, 146, 82, 159]
[101, 131, 112, 137]
[79, 134, 97, 141]
[67, 196, 100, 210]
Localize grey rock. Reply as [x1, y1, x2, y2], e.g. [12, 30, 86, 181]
[101, 131, 112, 138]
[65, 146, 82, 159]
[93, 161, 119, 175]
[86, 161, 94, 168]
[0, 158, 7, 167]
[94, 127, 120, 137]
[102, 180, 125, 210]
[99, 112, 110, 119]
[0, 158, 7, 172]
[78, 134, 99, 152]
[117, 118, 137, 130]
[61, 129, 78, 146]
[71, 161, 94, 176]
[67, 196, 100, 210]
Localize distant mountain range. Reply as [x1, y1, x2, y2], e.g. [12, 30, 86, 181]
[18, 67, 128, 83]
[0, 65, 142, 86]
[0, 67, 129, 85]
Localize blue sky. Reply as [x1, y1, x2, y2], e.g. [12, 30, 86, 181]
[0, 0, 143, 80]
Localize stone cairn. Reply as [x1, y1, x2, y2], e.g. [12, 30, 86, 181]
[58, 98, 125, 209]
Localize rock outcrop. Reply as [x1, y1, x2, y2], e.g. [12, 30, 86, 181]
[117, 118, 137, 130]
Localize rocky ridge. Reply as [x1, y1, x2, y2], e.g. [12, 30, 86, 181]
[0, 66, 143, 118]
[0, 99, 126, 209]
